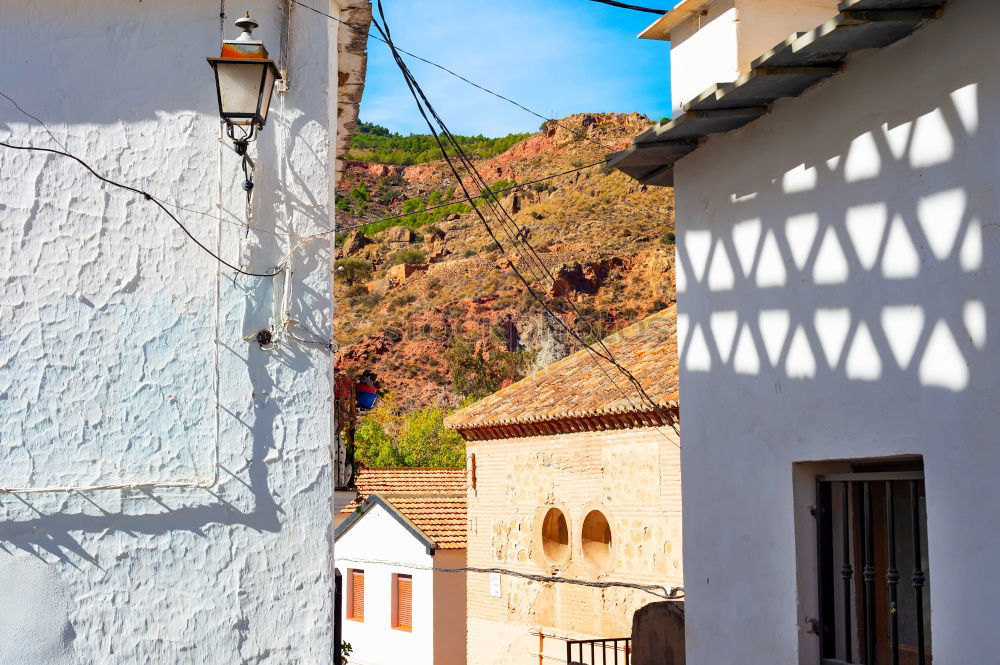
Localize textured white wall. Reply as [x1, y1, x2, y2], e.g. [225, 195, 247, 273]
[674, 0, 1000, 663]
[667, 0, 840, 116]
[668, 0, 739, 116]
[0, 1, 338, 663]
[336, 503, 436, 665]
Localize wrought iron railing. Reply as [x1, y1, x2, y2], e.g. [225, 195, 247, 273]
[566, 637, 630, 665]
[815, 472, 930, 665]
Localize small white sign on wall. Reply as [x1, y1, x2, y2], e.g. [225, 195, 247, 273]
[490, 572, 502, 598]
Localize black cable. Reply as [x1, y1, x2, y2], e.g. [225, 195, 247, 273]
[0, 86, 612, 246]
[343, 556, 684, 599]
[371, 5, 673, 424]
[290, 0, 621, 153]
[372, 5, 668, 418]
[0, 140, 279, 278]
[584, 0, 668, 15]
[338, 158, 609, 232]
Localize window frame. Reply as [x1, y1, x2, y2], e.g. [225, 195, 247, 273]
[347, 568, 365, 622]
[392, 573, 413, 632]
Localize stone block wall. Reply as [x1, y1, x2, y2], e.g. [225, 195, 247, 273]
[466, 426, 682, 665]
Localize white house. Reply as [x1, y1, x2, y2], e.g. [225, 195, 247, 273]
[0, 1, 369, 663]
[335, 468, 467, 665]
[612, 0, 994, 663]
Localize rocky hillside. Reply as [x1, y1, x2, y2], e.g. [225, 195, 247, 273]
[335, 113, 676, 411]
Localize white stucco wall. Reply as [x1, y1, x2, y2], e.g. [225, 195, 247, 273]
[0, 1, 340, 663]
[335, 503, 437, 665]
[673, 0, 999, 663]
[668, 0, 839, 115]
[733, 0, 839, 73]
[668, 0, 739, 116]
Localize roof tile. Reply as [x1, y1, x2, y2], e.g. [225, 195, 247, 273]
[445, 305, 678, 433]
[340, 467, 467, 549]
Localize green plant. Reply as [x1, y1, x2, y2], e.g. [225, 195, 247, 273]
[444, 333, 536, 400]
[660, 231, 676, 246]
[391, 293, 418, 308]
[335, 257, 373, 284]
[352, 292, 382, 309]
[487, 179, 516, 197]
[350, 181, 370, 203]
[354, 395, 468, 468]
[347, 121, 533, 166]
[389, 248, 427, 266]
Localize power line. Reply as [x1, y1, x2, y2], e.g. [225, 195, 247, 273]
[370, 3, 676, 433]
[0, 87, 614, 254]
[0, 139, 279, 278]
[289, 0, 621, 154]
[338, 158, 609, 233]
[583, 0, 669, 14]
[336, 556, 684, 600]
[370, 3, 671, 419]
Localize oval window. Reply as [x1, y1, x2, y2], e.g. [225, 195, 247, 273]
[541, 507, 570, 565]
[582, 510, 613, 572]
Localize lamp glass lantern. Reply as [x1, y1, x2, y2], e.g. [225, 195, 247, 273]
[207, 14, 281, 149]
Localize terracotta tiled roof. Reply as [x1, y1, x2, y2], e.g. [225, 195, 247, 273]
[339, 467, 467, 549]
[445, 306, 678, 437]
[384, 495, 467, 550]
[345, 466, 466, 503]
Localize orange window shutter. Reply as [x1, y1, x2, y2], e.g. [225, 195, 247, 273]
[352, 570, 365, 620]
[397, 575, 412, 629]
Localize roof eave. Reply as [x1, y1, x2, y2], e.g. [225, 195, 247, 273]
[334, 493, 438, 554]
[638, 0, 714, 41]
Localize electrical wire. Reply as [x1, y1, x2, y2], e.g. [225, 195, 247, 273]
[335, 555, 684, 600]
[370, 4, 678, 438]
[583, 0, 668, 14]
[289, 0, 621, 153]
[0, 139, 280, 278]
[337, 158, 609, 232]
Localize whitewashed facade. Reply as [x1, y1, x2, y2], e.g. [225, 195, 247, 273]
[658, 0, 1000, 663]
[335, 497, 467, 665]
[0, 1, 367, 663]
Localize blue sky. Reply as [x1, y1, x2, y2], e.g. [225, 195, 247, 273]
[360, 0, 679, 136]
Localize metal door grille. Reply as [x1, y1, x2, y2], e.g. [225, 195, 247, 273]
[816, 472, 930, 665]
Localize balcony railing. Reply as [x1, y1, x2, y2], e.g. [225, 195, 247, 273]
[566, 637, 631, 665]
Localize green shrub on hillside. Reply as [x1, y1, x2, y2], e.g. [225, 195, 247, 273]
[335, 257, 373, 284]
[389, 248, 427, 266]
[347, 121, 533, 166]
[444, 333, 536, 400]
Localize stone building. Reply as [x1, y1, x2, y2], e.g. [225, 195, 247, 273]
[447, 306, 682, 665]
[0, 1, 370, 663]
[612, 0, 992, 662]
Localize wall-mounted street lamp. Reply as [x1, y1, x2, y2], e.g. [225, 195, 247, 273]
[207, 13, 282, 191]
